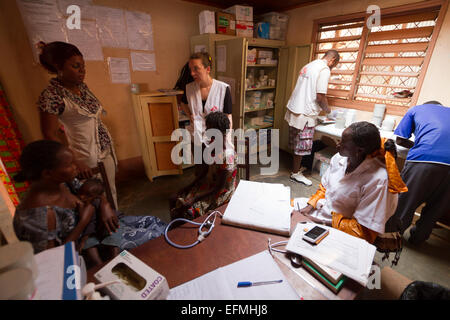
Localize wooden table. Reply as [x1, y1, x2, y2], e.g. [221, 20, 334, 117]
[87, 204, 362, 300]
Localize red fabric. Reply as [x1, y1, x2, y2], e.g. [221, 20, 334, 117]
[0, 83, 29, 201]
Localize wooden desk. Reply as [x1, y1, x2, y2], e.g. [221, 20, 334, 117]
[87, 204, 362, 300]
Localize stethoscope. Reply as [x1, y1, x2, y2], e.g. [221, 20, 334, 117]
[164, 210, 223, 249]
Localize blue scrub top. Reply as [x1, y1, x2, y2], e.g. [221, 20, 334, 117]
[394, 104, 450, 165]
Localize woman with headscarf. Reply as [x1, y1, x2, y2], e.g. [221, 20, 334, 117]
[299, 121, 408, 243]
[37, 41, 118, 209]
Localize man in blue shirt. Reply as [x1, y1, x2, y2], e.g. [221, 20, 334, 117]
[385, 101, 450, 245]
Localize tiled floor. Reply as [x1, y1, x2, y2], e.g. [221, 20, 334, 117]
[116, 150, 450, 296]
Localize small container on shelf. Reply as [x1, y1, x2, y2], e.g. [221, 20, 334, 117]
[247, 48, 257, 65]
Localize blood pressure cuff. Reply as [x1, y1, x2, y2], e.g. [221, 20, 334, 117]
[307, 183, 326, 208]
[331, 212, 378, 244]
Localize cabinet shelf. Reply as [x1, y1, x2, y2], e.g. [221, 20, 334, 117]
[246, 86, 276, 91]
[244, 106, 274, 113]
[247, 64, 278, 68]
[245, 123, 273, 130]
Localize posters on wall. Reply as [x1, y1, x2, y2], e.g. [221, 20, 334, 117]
[130, 52, 156, 72]
[216, 45, 227, 73]
[57, 0, 95, 20]
[125, 11, 154, 51]
[217, 76, 236, 105]
[16, 0, 67, 60]
[194, 45, 207, 53]
[17, 0, 157, 80]
[66, 20, 103, 61]
[107, 57, 131, 84]
[95, 6, 128, 48]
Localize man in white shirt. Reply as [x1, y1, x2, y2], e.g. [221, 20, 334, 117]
[285, 50, 339, 185]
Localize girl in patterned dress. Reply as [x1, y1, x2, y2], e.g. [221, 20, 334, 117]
[170, 112, 237, 220]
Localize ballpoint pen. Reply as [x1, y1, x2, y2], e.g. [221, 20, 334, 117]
[237, 280, 283, 287]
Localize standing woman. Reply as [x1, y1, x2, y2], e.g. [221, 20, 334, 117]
[37, 41, 118, 209]
[180, 52, 233, 155]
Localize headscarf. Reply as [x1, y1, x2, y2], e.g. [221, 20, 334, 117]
[369, 137, 408, 194]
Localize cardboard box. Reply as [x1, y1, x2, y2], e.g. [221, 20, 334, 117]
[94, 250, 169, 300]
[216, 12, 236, 35]
[261, 12, 289, 40]
[247, 48, 257, 65]
[236, 20, 253, 37]
[224, 5, 253, 22]
[257, 50, 273, 59]
[199, 10, 215, 34]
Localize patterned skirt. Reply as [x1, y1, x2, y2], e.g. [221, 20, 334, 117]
[288, 125, 315, 156]
[84, 215, 167, 250]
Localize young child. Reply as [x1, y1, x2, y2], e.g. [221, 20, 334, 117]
[169, 111, 237, 220]
[77, 178, 121, 262]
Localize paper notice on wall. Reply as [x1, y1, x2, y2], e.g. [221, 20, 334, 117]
[57, 0, 95, 20]
[125, 11, 154, 51]
[216, 45, 226, 72]
[194, 45, 207, 53]
[66, 20, 103, 61]
[95, 6, 128, 48]
[130, 52, 156, 72]
[16, 0, 67, 60]
[217, 76, 236, 104]
[107, 57, 131, 84]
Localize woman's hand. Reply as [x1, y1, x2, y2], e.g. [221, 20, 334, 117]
[299, 204, 314, 216]
[75, 159, 93, 179]
[99, 197, 120, 234]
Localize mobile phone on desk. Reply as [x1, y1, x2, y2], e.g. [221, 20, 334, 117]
[302, 226, 329, 245]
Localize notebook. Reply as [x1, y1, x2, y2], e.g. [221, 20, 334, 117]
[286, 222, 376, 286]
[301, 258, 346, 294]
[303, 257, 344, 285]
[222, 180, 293, 236]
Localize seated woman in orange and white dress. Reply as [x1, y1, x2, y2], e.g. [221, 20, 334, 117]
[299, 121, 408, 243]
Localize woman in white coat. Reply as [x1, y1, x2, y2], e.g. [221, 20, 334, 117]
[180, 52, 233, 159]
[299, 121, 408, 243]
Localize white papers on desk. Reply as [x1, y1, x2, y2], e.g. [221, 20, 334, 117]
[293, 197, 309, 211]
[286, 223, 376, 286]
[222, 180, 292, 236]
[167, 250, 299, 300]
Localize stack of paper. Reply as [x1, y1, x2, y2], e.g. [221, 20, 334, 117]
[222, 180, 292, 235]
[286, 223, 376, 286]
[167, 250, 299, 300]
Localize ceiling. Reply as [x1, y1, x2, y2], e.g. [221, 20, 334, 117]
[182, 0, 332, 15]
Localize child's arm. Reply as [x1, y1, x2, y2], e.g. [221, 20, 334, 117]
[98, 195, 120, 235]
[46, 203, 95, 249]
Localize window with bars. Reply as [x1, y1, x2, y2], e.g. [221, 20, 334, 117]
[312, 0, 446, 115]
